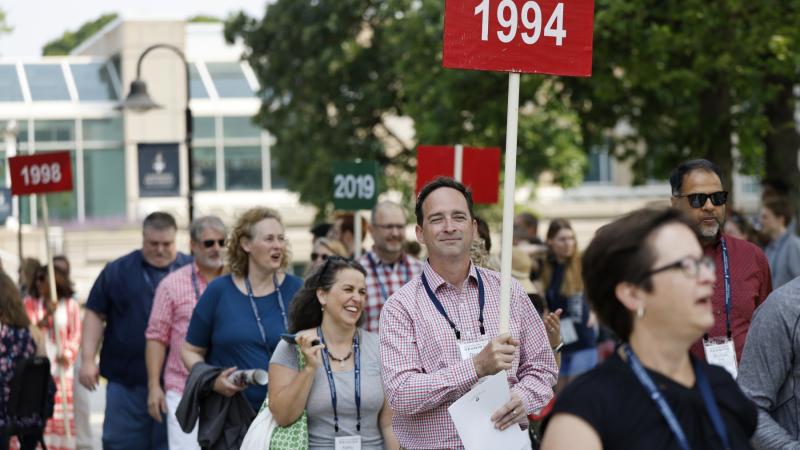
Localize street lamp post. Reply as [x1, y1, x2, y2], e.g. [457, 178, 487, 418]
[119, 43, 195, 222]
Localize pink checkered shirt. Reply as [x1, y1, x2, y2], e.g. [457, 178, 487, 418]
[145, 262, 209, 394]
[358, 250, 423, 332]
[379, 261, 558, 449]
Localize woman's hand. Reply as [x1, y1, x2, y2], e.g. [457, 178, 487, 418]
[295, 329, 325, 370]
[544, 308, 562, 349]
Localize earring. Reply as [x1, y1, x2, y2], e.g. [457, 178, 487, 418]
[637, 306, 645, 319]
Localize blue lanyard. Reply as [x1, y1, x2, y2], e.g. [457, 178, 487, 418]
[244, 273, 288, 352]
[190, 265, 201, 301]
[706, 237, 732, 340]
[318, 327, 361, 433]
[421, 268, 485, 340]
[624, 346, 731, 450]
[366, 252, 412, 301]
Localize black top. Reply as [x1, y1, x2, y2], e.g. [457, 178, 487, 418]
[546, 353, 757, 450]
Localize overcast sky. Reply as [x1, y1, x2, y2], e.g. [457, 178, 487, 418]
[0, 0, 269, 57]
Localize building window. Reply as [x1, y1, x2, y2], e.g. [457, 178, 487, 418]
[584, 148, 613, 184]
[34, 120, 75, 143]
[223, 116, 260, 138]
[271, 157, 287, 189]
[24, 64, 70, 101]
[84, 147, 125, 219]
[224, 145, 262, 190]
[206, 63, 253, 98]
[189, 63, 209, 99]
[192, 146, 216, 191]
[70, 63, 117, 101]
[0, 65, 24, 102]
[193, 116, 215, 139]
[83, 118, 122, 141]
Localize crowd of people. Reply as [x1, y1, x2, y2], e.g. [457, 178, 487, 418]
[2, 159, 800, 449]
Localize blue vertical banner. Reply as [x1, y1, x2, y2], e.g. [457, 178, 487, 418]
[138, 143, 180, 197]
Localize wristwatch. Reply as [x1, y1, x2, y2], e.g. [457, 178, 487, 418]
[552, 341, 565, 354]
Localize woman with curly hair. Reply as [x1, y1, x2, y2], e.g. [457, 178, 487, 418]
[183, 207, 303, 412]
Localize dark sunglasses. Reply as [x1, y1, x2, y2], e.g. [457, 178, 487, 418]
[202, 239, 226, 248]
[676, 191, 728, 208]
[310, 252, 329, 262]
[318, 255, 350, 286]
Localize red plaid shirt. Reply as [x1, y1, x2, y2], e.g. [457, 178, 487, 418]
[358, 250, 423, 332]
[145, 262, 209, 394]
[379, 261, 558, 449]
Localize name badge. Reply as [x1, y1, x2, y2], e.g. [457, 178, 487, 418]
[335, 435, 361, 450]
[459, 339, 489, 361]
[560, 318, 579, 345]
[703, 337, 738, 379]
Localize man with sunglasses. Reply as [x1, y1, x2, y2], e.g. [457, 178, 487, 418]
[358, 201, 423, 332]
[144, 215, 227, 450]
[669, 159, 772, 377]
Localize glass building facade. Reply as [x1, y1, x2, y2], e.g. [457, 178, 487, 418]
[0, 54, 283, 226]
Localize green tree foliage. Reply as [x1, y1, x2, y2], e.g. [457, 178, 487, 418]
[227, 0, 800, 211]
[42, 13, 118, 56]
[0, 9, 12, 35]
[225, 0, 585, 210]
[560, 0, 800, 198]
[188, 15, 222, 23]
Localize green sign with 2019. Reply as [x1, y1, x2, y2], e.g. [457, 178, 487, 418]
[332, 161, 379, 210]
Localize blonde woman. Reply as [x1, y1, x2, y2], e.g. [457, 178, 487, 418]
[541, 218, 596, 390]
[182, 207, 303, 412]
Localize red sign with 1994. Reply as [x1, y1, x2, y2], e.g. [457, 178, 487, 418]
[443, 0, 594, 76]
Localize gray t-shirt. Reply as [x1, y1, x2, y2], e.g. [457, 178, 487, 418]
[271, 331, 385, 450]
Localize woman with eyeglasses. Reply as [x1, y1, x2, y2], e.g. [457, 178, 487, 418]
[23, 264, 81, 450]
[269, 257, 399, 450]
[307, 237, 349, 274]
[540, 218, 596, 391]
[541, 208, 757, 450]
[183, 207, 303, 413]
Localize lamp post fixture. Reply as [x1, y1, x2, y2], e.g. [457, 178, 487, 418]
[118, 43, 195, 222]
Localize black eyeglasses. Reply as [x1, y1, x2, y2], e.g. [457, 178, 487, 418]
[310, 252, 329, 262]
[675, 191, 728, 208]
[202, 239, 226, 248]
[637, 256, 715, 283]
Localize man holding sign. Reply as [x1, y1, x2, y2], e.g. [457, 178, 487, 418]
[379, 178, 557, 449]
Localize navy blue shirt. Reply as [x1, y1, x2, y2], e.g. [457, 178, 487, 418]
[185, 273, 303, 411]
[86, 249, 192, 386]
[545, 261, 596, 352]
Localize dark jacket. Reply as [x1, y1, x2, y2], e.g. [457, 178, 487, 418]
[176, 362, 256, 450]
